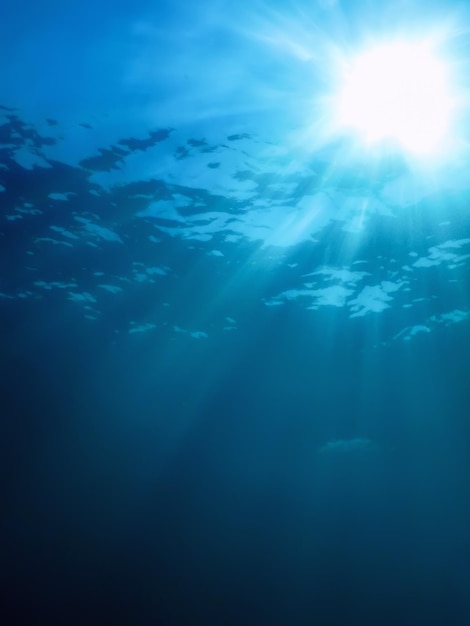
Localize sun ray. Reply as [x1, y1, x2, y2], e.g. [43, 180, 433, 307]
[331, 38, 457, 156]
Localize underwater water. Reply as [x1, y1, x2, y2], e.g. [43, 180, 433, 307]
[1, 0, 470, 624]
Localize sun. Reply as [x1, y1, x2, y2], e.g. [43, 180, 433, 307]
[333, 39, 456, 156]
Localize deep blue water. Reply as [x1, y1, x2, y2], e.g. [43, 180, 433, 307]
[1, 1, 470, 624]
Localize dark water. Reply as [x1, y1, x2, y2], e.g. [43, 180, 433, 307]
[2, 1, 470, 624]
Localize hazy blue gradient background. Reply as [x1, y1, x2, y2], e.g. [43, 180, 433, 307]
[1, 1, 470, 624]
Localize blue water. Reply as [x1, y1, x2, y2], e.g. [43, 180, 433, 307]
[1, 1, 470, 624]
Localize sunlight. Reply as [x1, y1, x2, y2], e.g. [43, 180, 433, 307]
[334, 40, 455, 155]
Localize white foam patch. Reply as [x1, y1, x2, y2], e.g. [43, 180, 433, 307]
[319, 438, 375, 454]
[349, 281, 403, 318]
[129, 322, 156, 334]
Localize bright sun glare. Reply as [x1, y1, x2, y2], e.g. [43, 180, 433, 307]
[334, 39, 456, 156]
